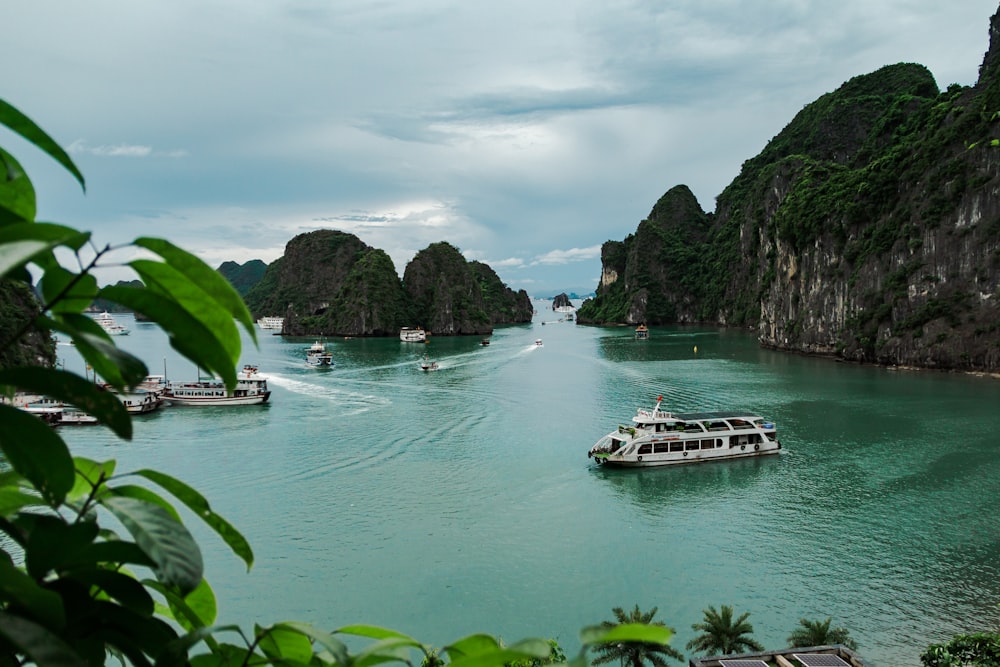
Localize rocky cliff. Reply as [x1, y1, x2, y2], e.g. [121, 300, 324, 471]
[0, 280, 55, 370]
[243, 232, 530, 336]
[579, 6, 1000, 372]
[217, 259, 267, 296]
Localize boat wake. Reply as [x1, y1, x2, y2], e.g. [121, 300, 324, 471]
[265, 373, 389, 415]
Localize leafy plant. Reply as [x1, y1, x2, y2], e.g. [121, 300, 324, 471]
[0, 98, 673, 667]
[590, 606, 684, 666]
[685, 604, 764, 657]
[786, 617, 858, 651]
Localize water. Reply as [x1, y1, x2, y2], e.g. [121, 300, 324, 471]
[58, 308, 1000, 666]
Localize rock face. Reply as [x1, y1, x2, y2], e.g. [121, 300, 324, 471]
[579, 6, 1000, 372]
[552, 293, 572, 310]
[0, 280, 55, 370]
[243, 232, 531, 336]
[402, 242, 495, 335]
[244, 230, 408, 336]
[217, 259, 267, 296]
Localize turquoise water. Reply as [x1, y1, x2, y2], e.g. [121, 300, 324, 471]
[59, 307, 1000, 666]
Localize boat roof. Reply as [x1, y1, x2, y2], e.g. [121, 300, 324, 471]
[636, 409, 762, 421]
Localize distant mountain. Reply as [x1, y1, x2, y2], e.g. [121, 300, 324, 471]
[217, 259, 267, 296]
[91, 280, 144, 315]
[579, 4, 1000, 372]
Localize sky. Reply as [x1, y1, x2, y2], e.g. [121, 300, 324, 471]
[4, 1, 998, 297]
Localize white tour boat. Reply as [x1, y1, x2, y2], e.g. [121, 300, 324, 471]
[635, 324, 649, 340]
[94, 311, 130, 336]
[588, 395, 781, 467]
[400, 327, 427, 342]
[163, 365, 271, 406]
[305, 340, 334, 367]
[257, 316, 284, 330]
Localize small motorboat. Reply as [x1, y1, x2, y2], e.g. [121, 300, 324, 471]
[480, 339, 490, 346]
[419, 353, 439, 372]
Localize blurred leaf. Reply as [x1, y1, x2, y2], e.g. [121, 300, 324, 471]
[146, 579, 218, 632]
[0, 487, 44, 516]
[0, 611, 86, 667]
[38, 266, 98, 314]
[445, 634, 500, 658]
[45, 314, 148, 389]
[134, 238, 256, 341]
[68, 568, 154, 616]
[75, 541, 155, 569]
[0, 146, 35, 223]
[0, 222, 89, 252]
[0, 98, 85, 191]
[156, 625, 241, 667]
[0, 366, 131, 439]
[257, 623, 315, 664]
[68, 457, 116, 504]
[135, 469, 253, 571]
[109, 485, 182, 521]
[278, 622, 349, 666]
[131, 259, 241, 367]
[0, 556, 66, 628]
[189, 642, 251, 667]
[336, 625, 419, 642]
[99, 284, 237, 392]
[20, 515, 98, 579]
[0, 404, 74, 505]
[102, 496, 203, 596]
[579, 623, 673, 646]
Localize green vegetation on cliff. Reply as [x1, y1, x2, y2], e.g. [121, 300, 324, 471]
[218, 258, 267, 296]
[404, 242, 492, 335]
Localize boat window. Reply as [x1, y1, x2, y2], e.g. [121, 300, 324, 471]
[717, 439, 723, 448]
[685, 423, 705, 432]
[670, 442, 683, 452]
[653, 442, 671, 453]
[638, 444, 652, 455]
[685, 441, 699, 451]
[700, 439, 714, 450]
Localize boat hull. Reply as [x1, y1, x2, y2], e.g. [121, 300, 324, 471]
[592, 441, 781, 467]
[165, 394, 270, 406]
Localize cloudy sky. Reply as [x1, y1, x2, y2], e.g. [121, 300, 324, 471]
[5, 1, 998, 295]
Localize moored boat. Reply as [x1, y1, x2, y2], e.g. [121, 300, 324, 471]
[400, 327, 426, 342]
[94, 311, 130, 336]
[588, 395, 781, 467]
[163, 365, 271, 406]
[257, 316, 284, 330]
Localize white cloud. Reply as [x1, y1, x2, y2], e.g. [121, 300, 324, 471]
[531, 246, 603, 266]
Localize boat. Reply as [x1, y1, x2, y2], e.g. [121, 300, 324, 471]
[305, 340, 334, 367]
[419, 353, 439, 372]
[257, 316, 284, 330]
[635, 324, 649, 340]
[94, 311, 130, 336]
[535, 339, 543, 346]
[588, 395, 781, 467]
[163, 365, 271, 406]
[480, 338, 490, 346]
[400, 327, 426, 342]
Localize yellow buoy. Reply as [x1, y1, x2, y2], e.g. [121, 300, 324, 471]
[694, 345, 698, 354]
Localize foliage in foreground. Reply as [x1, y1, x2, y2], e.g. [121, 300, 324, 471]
[685, 605, 764, 657]
[0, 99, 676, 667]
[590, 606, 685, 666]
[921, 632, 1000, 667]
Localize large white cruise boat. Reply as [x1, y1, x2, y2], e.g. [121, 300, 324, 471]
[94, 311, 130, 336]
[163, 365, 271, 406]
[588, 395, 781, 467]
[399, 327, 426, 342]
[257, 316, 284, 330]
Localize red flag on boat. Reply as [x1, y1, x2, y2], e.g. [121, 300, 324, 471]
[657, 395, 663, 401]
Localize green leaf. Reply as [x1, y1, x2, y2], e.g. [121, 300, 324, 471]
[0, 366, 131, 439]
[98, 284, 237, 392]
[0, 98, 85, 191]
[276, 622, 349, 666]
[257, 623, 315, 664]
[46, 315, 149, 390]
[0, 556, 66, 629]
[0, 611, 86, 667]
[76, 541, 155, 569]
[0, 487, 44, 516]
[0, 146, 35, 223]
[444, 634, 500, 658]
[134, 238, 256, 341]
[336, 625, 419, 642]
[134, 469, 253, 571]
[20, 514, 99, 579]
[38, 266, 99, 314]
[0, 222, 90, 252]
[579, 623, 674, 646]
[146, 578, 218, 632]
[109, 485, 182, 522]
[68, 457, 116, 504]
[68, 568, 154, 616]
[102, 496, 204, 596]
[155, 625, 242, 667]
[0, 404, 74, 505]
[130, 259, 242, 367]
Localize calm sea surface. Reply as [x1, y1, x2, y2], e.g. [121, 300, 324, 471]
[59, 305, 1000, 667]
